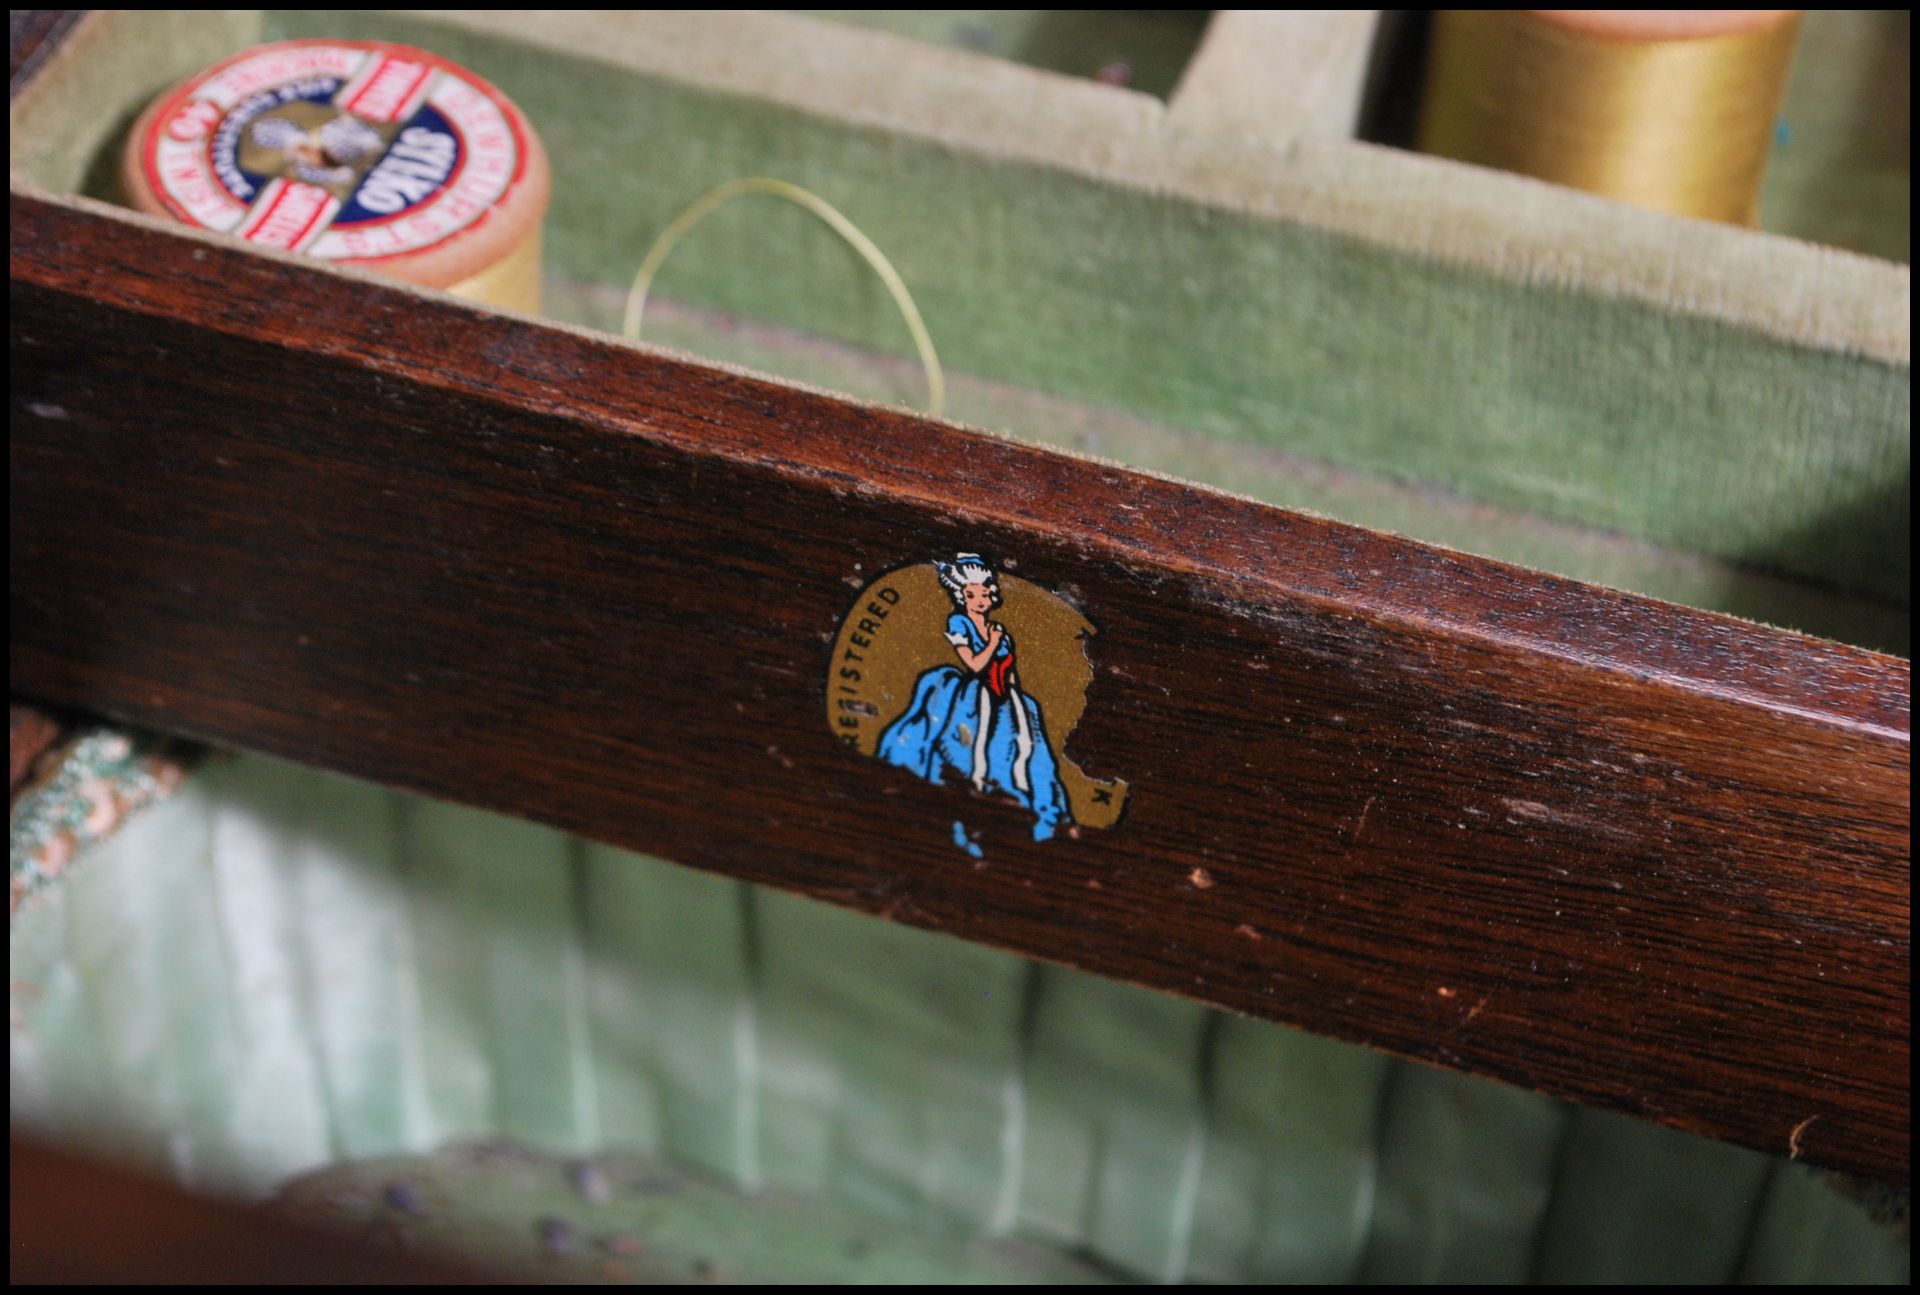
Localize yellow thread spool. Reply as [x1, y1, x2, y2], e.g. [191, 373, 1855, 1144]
[1418, 11, 1804, 225]
[123, 39, 549, 311]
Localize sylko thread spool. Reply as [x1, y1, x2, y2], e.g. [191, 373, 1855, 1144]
[1417, 11, 1804, 226]
[123, 39, 550, 311]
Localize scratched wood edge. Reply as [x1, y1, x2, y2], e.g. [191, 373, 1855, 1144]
[6, 16, 79, 803]
[11, 189, 1909, 1182]
[11, 188, 1909, 729]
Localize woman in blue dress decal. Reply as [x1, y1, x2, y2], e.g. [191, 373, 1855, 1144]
[875, 554, 1074, 840]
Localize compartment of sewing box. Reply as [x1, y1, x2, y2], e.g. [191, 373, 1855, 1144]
[12, 9, 1908, 649]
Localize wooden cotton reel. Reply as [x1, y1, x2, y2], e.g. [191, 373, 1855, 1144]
[122, 38, 550, 311]
[1418, 10, 1804, 226]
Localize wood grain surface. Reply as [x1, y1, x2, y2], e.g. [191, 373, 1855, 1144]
[9, 188, 1909, 1184]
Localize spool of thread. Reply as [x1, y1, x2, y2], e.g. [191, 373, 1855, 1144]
[123, 39, 549, 311]
[1417, 11, 1803, 226]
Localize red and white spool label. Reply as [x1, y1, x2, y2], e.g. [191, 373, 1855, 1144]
[139, 39, 527, 263]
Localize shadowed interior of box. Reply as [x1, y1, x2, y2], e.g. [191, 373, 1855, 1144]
[10, 9, 1910, 653]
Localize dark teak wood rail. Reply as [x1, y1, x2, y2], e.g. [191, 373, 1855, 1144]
[9, 177, 1910, 1184]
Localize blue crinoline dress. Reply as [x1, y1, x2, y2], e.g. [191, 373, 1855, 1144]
[876, 612, 1074, 841]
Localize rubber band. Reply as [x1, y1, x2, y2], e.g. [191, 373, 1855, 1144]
[623, 177, 945, 419]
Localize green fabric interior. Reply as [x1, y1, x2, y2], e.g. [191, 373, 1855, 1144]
[9, 10, 1908, 649]
[9, 752, 1909, 1283]
[278, 10, 1907, 612]
[1757, 10, 1912, 265]
[808, 11, 1209, 101]
[275, 1144, 1125, 1283]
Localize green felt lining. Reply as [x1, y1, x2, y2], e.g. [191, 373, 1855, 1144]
[276, 1143, 1124, 1283]
[303, 8, 1909, 606]
[8, 10, 1908, 620]
[808, 11, 1209, 102]
[1757, 11, 1912, 265]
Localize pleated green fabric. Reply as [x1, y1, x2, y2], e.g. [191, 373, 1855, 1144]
[9, 752, 1908, 1283]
